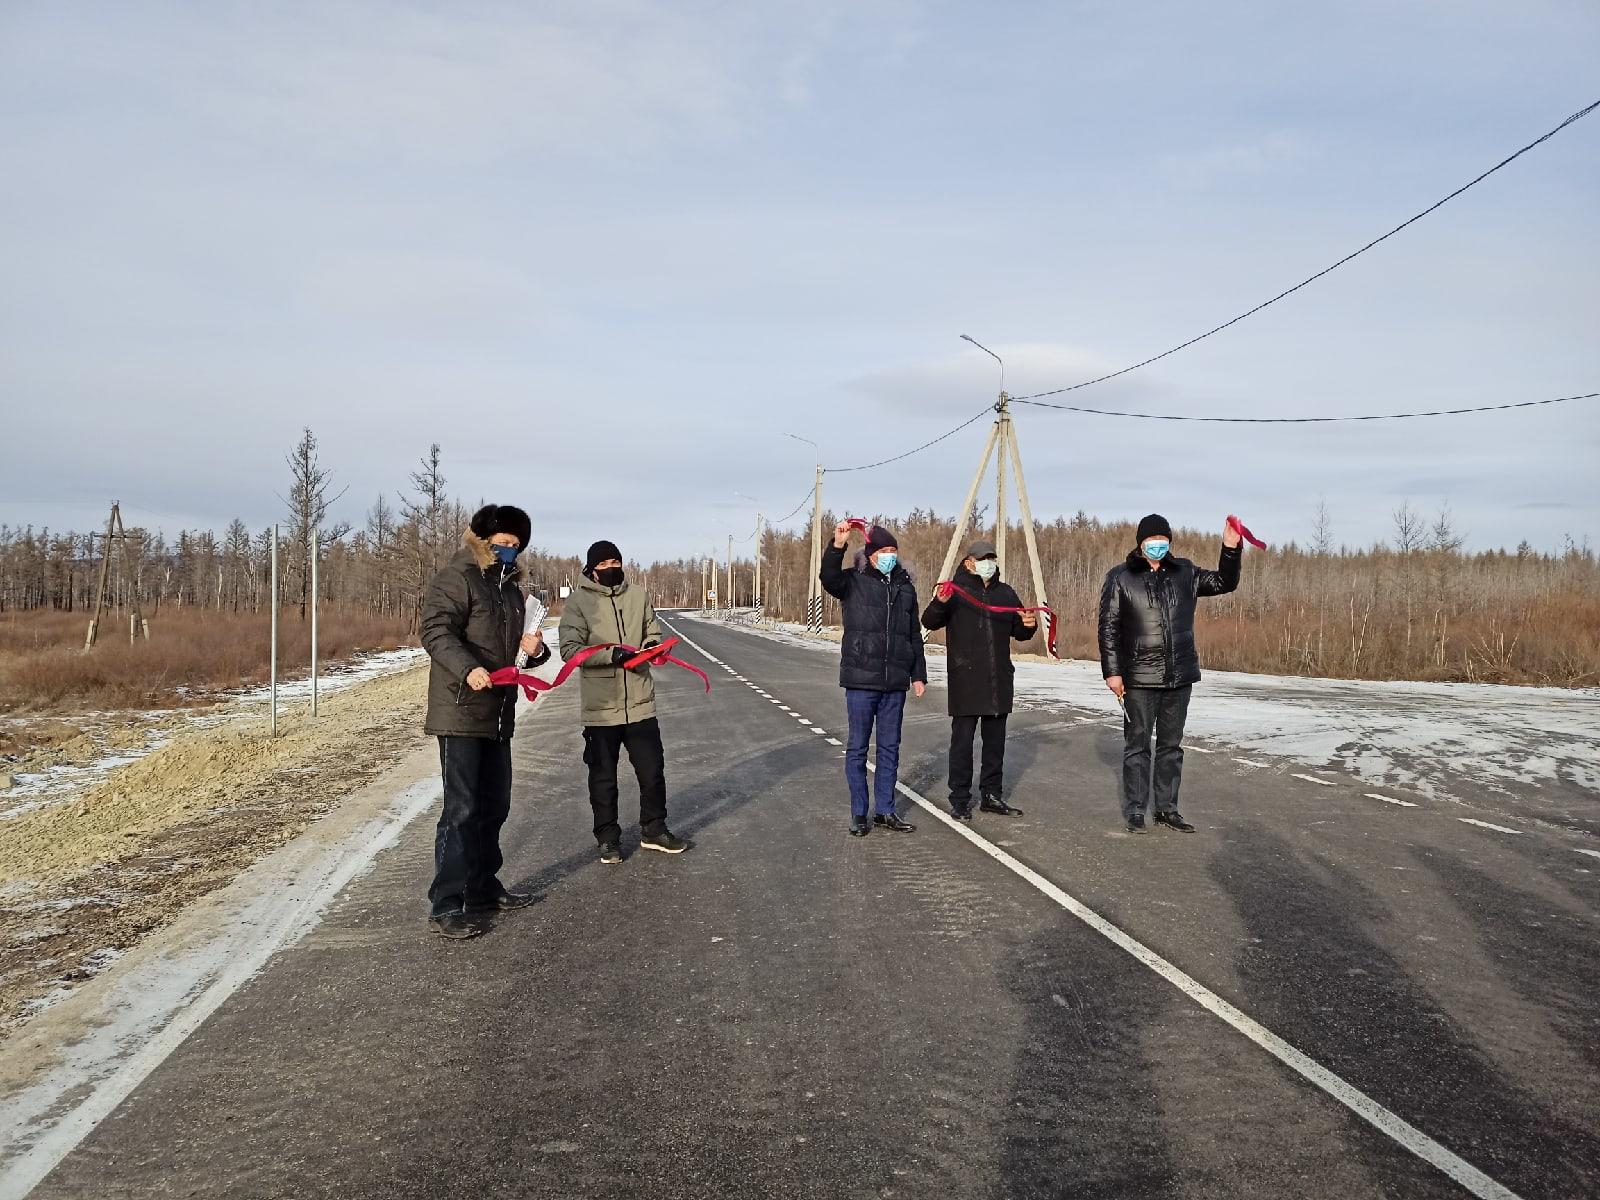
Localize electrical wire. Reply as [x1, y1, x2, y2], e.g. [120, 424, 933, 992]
[1012, 389, 1598, 423]
[771, 486, 815, 525]
[1013, 99, 1600, 401]
[825, 405, 996, 473]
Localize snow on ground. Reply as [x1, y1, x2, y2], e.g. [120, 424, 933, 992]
[677, 611, 1600, 811]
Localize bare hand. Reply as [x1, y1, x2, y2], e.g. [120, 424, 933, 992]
[520, 632, 544, 657]
[833, 520, 853, 549]
[1222, 516, 1242, 549]
[912, 681, 926, 699]
[467, 667, 493, 691]
[1105, 675, 1125, 700]
[1020, 610, 1038, 629]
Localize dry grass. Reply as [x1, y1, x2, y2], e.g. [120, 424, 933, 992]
[0, 608, 414, 713]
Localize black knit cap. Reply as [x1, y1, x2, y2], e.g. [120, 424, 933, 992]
[1135, 513, 1172, 545]
[470, 504, 531, 549]
[864, 525, 899, 555]
[584, 539, 623, 574]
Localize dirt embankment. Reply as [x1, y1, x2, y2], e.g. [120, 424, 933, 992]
[0, 666, 431, 1036]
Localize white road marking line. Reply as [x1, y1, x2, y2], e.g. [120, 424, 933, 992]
[825, 737, 842, 746]
[1187, 746, 1215, 754]
[769, 699, 782, 704]
[778, 706, 792, 712]
[1234, 758, 1269, 768]
[811, 728, 826, 736]
[667, 618, 1522, 1200]
[876, 772, 1523, 1200]
[1458, 818, 1522, 836]
[1574, 849, 1600, 861]
[1292, 773, 1337, 787]
[1365, 793, 1419, 808]
[797, 719, 813, 725]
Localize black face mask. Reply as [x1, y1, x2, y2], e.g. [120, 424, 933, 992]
[595, 567, 625, 588]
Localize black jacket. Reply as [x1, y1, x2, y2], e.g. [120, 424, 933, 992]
[820, 542, 928, 692]
[1098, 545, 1241, 689]
[921, 569, 1033, 717]
[420, 532, 550, 740]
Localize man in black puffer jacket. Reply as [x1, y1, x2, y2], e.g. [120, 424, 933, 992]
[921, 539, 1036, 821]
[419, 504, 550, 939]
[821, 521, 927, 838]
[1098, 514, 1242, 835]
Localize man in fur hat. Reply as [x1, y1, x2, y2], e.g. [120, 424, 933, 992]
[821, 520, 927, 837]
[1098, 514, 1242, 835]
[419, 503, 549, 939]
[559, 539, 688, 864]
[921, 538, 1036, 821]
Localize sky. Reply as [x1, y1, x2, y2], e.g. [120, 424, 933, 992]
[2, 0, 1597, 561]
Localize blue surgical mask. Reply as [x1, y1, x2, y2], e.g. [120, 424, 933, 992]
[1143, 539, 1170, 561]
[973, 559, 998, 581]
[876, 552, 898, 575]
[493, 544, 519, 565]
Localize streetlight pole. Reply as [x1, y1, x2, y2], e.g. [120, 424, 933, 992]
[787, 433, 824, 633]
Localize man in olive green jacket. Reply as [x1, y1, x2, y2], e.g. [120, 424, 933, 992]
[558, 539, 687, 863]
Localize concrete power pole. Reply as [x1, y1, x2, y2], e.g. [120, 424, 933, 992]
[726, 534, 734, 610]
[806, 463, 825, 632]
[754, 512, 764, 622]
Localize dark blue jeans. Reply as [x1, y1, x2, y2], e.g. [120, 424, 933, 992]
[844, 688, 906, 818]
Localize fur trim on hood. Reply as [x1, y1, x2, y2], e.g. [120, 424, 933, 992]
[465, 529, 529, 582]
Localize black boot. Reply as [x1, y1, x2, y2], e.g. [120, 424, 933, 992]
[979, 792, 1023, 816]
[430, 912, 487, 940]
[1154, 811, 1196, 833]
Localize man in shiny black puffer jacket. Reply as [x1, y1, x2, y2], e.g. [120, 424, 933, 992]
[1098, 513, 1243, 835]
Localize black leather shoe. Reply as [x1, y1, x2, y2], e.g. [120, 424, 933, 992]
[848, 816, 870, 837]
[950, 802, 973, 821]
[1154, 811, 1196, 833]
[1126, 813, 1148, 834]
[979, 793, 1023, 816]
[429, 912, 487, 940]
[873, 812, 917, 833]
[468, 889, 535, 912]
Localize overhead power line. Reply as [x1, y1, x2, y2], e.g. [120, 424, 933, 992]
[1013, 98, 1600, 401]
[825, 405, 996, 473]
[771, 486, 815, 525]
[1012, 389, 1599, 423]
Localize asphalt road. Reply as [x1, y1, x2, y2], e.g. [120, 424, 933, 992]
[28, 613, 1599, 1199]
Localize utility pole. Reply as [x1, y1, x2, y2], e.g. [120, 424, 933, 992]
[83, 502, 151, 649]
[726, 533, 734, 610]
[270, 525, 280, 738]
[939, 336, 1054, 656]
[754, 511, 764, 622]
[310, 527, 319, 716]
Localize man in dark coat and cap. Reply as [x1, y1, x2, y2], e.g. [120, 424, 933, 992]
[1098, 513, 1242, 835]
[921, 539, 1036, 820]
[418, 503, 549, 939]
[820, 520, 927, 837]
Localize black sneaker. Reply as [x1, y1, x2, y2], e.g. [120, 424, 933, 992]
[430, 912, 487, 940]
[848, 816, 870, 838]
[599, 842, 623, 865]
[950, 802, 973, 822]
[873, 812, 917, 833]
[1126, 813, 1148, 835]
[641, 830, 688, 854]
[1154, 811, 1196, 833]
[979, 793, 1023, 816]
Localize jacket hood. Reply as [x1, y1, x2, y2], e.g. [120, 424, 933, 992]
[852, 547, 916, 584]
[463, 529, 529, 582]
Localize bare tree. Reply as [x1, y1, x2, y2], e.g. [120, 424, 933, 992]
[399, 443, 449, 626]
[282, 427, 349, 619]
[1311, 498, 1334, 557]
[1392, 501, 1425, 555]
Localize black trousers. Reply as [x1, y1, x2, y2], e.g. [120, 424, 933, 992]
[430, 735, 513, 918]
[1121, 685, 1193, 819]
[949, 714, 1008, 804]
[584, 717, 668, 844]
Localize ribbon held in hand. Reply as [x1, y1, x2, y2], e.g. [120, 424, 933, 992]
[488, 637, 711, 703]
[1227, 514, 1267, 549]
[933, 582, 1060, 660]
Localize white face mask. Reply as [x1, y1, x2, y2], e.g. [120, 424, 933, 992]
[973, 559, 998, 581]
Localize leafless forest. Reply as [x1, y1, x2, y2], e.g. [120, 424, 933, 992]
[3, 430, 1596, 698]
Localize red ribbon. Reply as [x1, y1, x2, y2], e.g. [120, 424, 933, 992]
[1227, 514, 1267, 549]
[843, 518, 875, 537]
[488, 637, 711, 703]
[933, 583, 1060, 659]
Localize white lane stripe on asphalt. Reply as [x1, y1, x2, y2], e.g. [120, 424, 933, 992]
[876, 768, 1524, 1200]
[1366, 794, 1419, 808]
[1575, 848, 1600, 861]
[1458, 818, 1522, 835]
[825, 737, 842, 746]
[1291, 773, 1337, 787]
[663, 619, 1524, 1200]
[1187, 746, 1215, 754]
